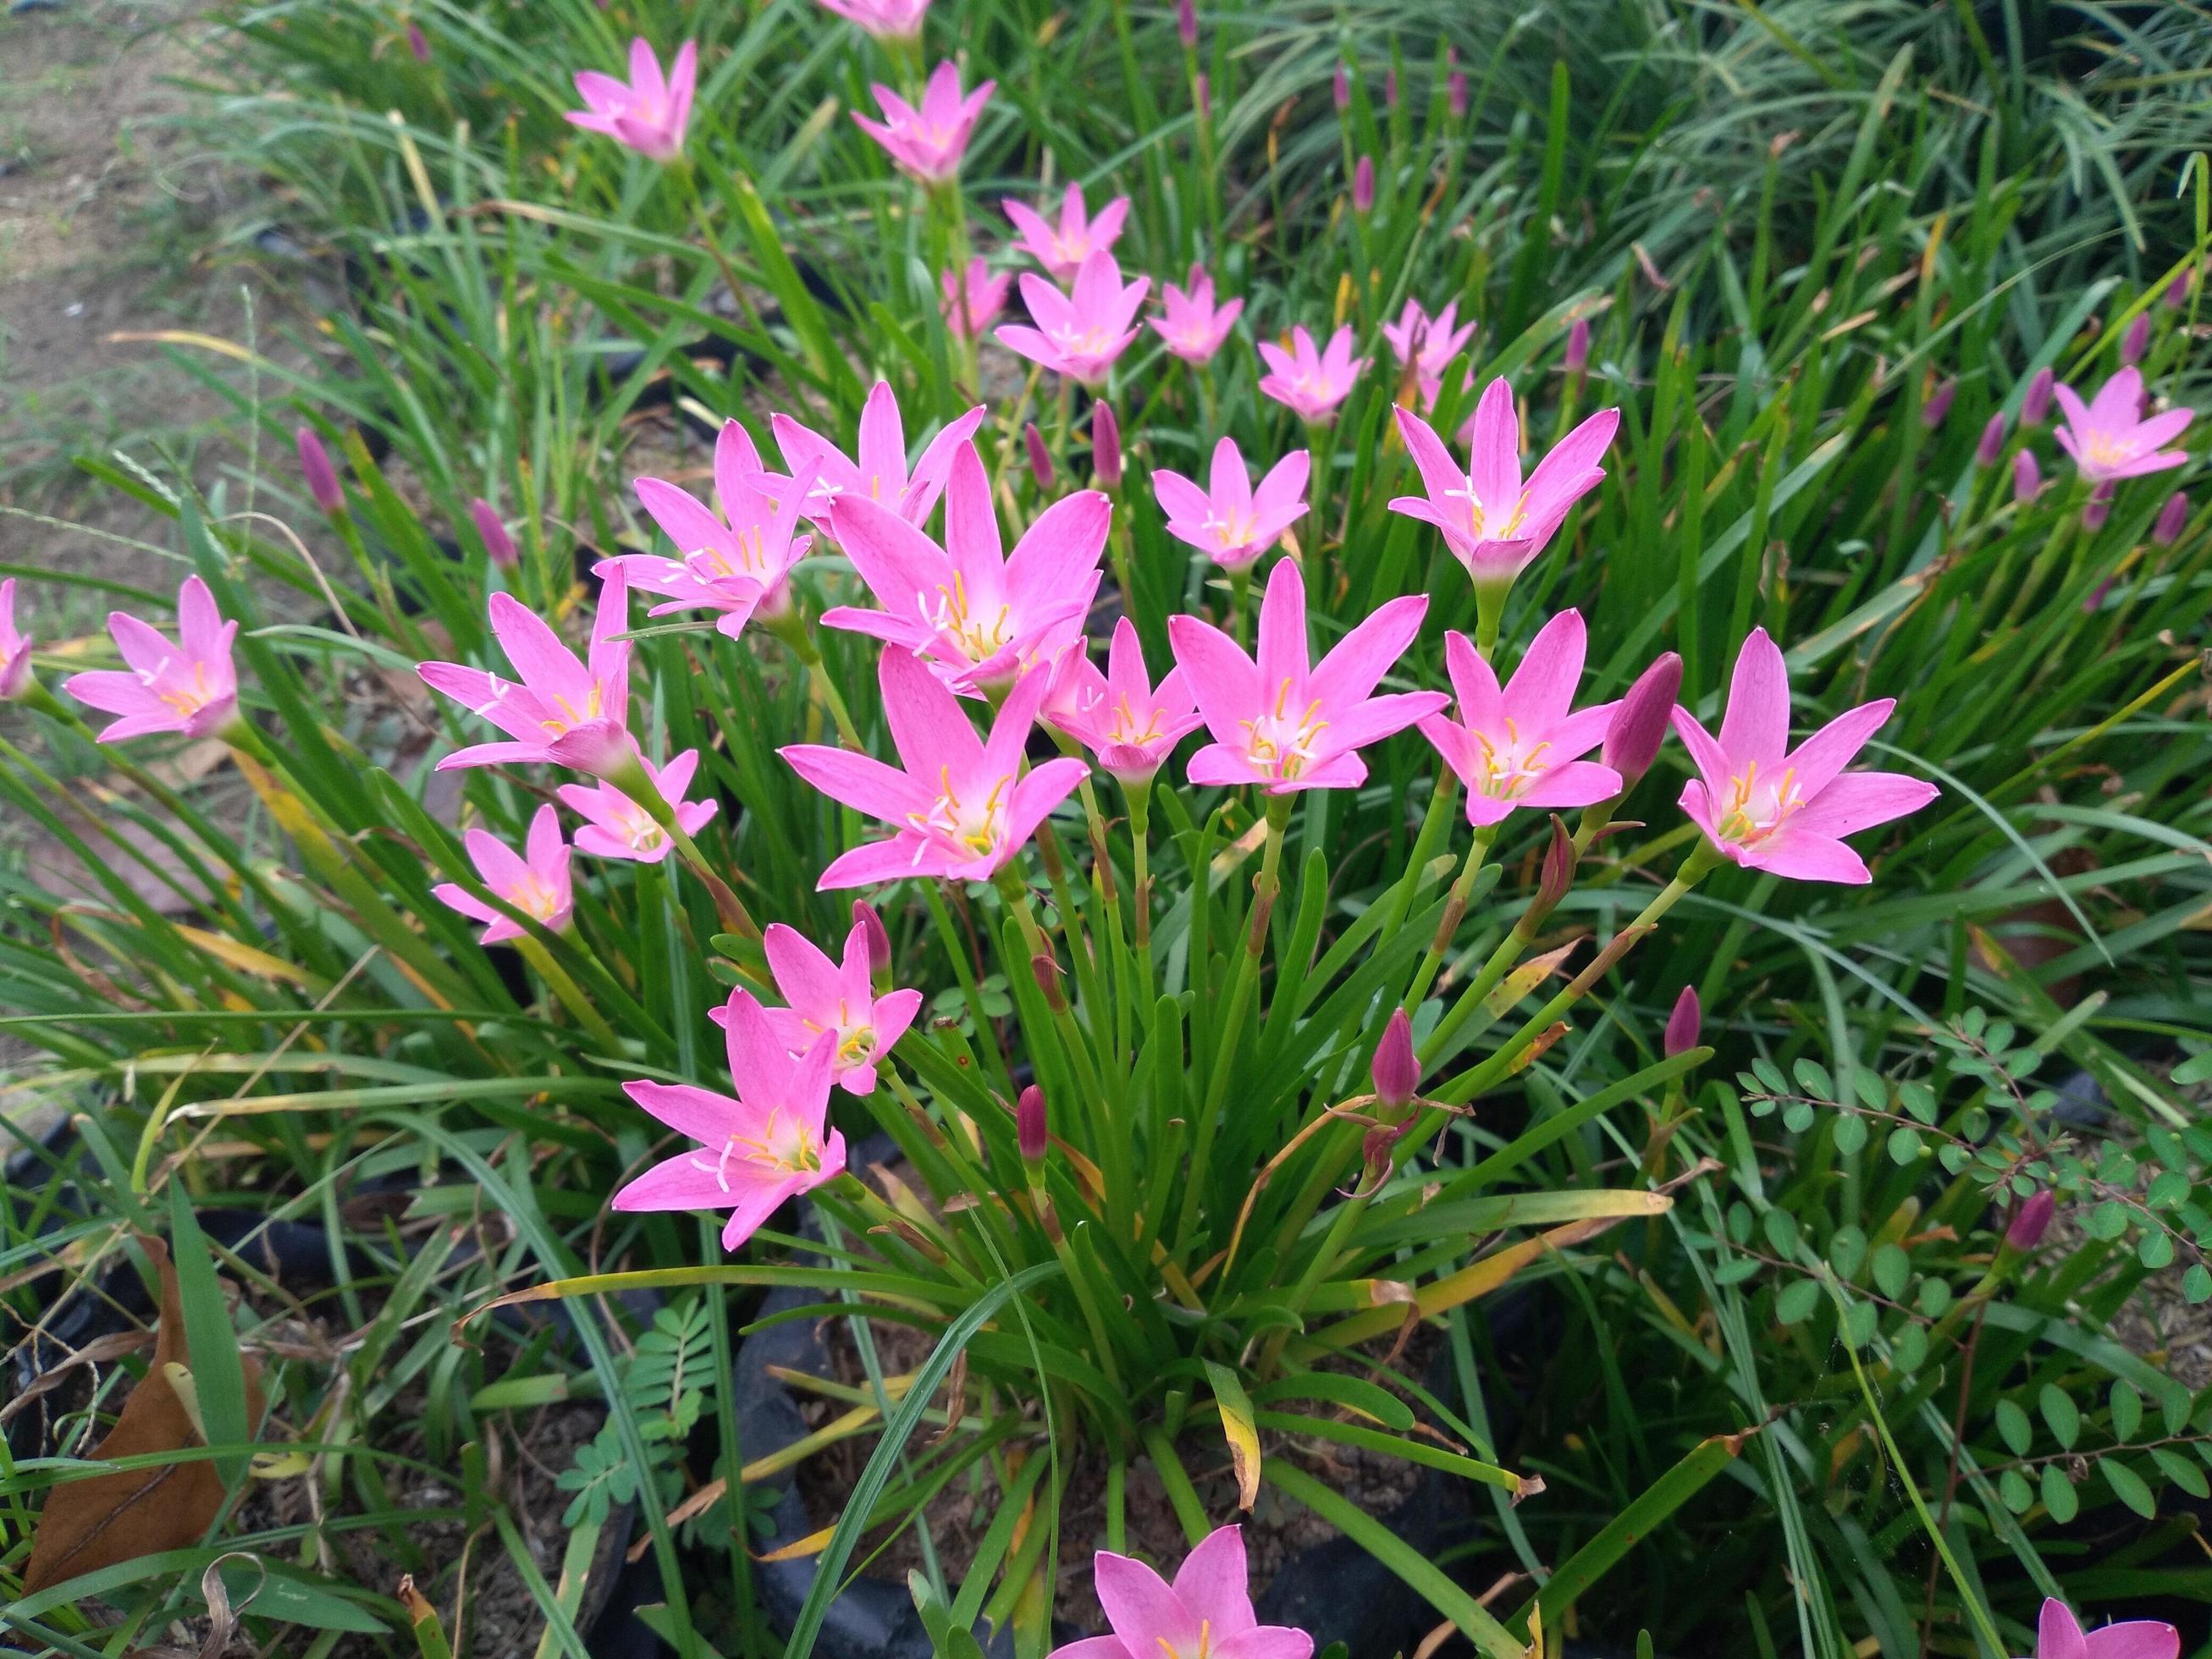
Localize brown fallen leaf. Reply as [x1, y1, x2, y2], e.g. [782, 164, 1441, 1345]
[23, 1234, 266, 1595]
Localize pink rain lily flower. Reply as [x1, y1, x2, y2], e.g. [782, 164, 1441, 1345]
[1381, 298, 1476, 408]
[1152, 437, 1310, 571]
[557, 749, 719, 863]
[1049, 1526, 1313, 1659]
[0, 578, 34, 700]
[941, 258, 1013, 341]
[782, 648, 1089, 887]
[853, 59, 993, 185]
[739, 918, 924, 1094]
[64, 576, 240, 744]
[431, 804, 574, 944]
[613, 989, 847, 1252]
[814, 0, 929, 40]
[1044, 617, 1203, 783]
[1389, 385, 1619, 592]
[2017, 1597, 2177, 1659]
[1418, 610, 1623, 827]
[1151, 266, 1244, 365]
[1672, 628, 1938, 885]
[997, 250, 1150, 387]
[1168, 559, 1443, 794]
[1003, 183, 1131, 283]
[823, 441, 1107, 695]
[605, 422, 819, 637]
[769, 379, 985, 532]
[565, 39, 696, 163]
[418, 567, 637, 777]
[2053, 367, 2193, 483]
[1257, 325, 1367, 423]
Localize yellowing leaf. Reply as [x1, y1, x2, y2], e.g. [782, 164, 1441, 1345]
[1204, 1360, 1262, 1511]
[173, 926, 313, 986]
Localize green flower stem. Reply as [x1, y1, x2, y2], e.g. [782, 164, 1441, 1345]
[776, 618, 864, 751]
[514, 932, 620, 1049]
[1173, 792, 1292, 1259]
[605, 751, 758, 942]
[1125, 780, 1156, 1004]
[1401, 821, 1498, 1014]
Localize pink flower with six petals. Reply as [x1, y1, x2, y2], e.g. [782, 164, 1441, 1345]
[1256, 325, 1367, 423]
[814, 0, 929, 40]
[613, 989, 847, 1252]
[2052, 367, 2193, 483]
[2016, 1597, 2176, 1659]
[740, 918, 924, 1094]
[1048, 1526, 1312, 1659]
[64, 576, 240, 744]
[781, 648, 1090, 887]
[1418, 610, 1623, 827]
[1044, 617, 1203, 783]
[768, 379, 986, 532]
[565, 39, 696, 163]
[1151, 437, 1309, 571]
[1671, 628, 1938, 885]
[431, 804, 574, 944]
[1151, 267, 1244, 365]
[557, 750, 719, 863]
[941, 259, 1013, 341]
[1003, 183, 1131, 283]
[853, 59, 993, 185]
[1167, 559, 1444, 794]
[997, 251, 1151, 387]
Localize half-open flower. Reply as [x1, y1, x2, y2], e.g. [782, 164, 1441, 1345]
[1153, 438, 1309, 572]
[1389, 384, 1618, 597]
[418, 567, 637, 777]
[64, 575, 240, 744]
[853, 59, 993, 184]
[823, 441, 1107, 694]
[1418, 610, 1622, 827]
[1048, 1526, 1313, 1659]
[565, 38, 696, 163]
[613, 989, 847, 1252]
[740, 918, 924, 1094]
[2052, 367, 2193, 483]
[605, 423, 819, 638]
[432, 804, 574, 944]
[1168, 559, 1443, 794]
[1671, 628, 1938, 885]
[1003, 183, 1130, 283]
[769, 379, 985, 532]
[1151, 266, 1243, 364]
[1045, 617, 1202, 783]
[557, 749, 719, 863]
[997, 250, 1150, 387]
[781, 648, 1090, 886]
[1257, 324, 1367, 423]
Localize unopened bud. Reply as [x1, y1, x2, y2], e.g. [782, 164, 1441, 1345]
[1332, 63, 1349, 112]
[852, 899, 891, 978]
[1352, 155, 1375, 215]
[1030, 951, 1067, 1011]
[2121, 311, 2150, 367]
[1372, 1007, 1417, 1108]
[470, 497, 519, 568]
[1023, 422, 1055, 492]
[1017, 1085, 1048, 1166]
[1092, 400, 1123, 488]
[1974, 412, 2005, 468]
[1921, 377, 1956, 431]
[295, 427, 345, 516]
[1176, 0, 1196, 49]
[1601, 651, 1682, 785]
[1564, 317, 1591, 375]
[2004, 1188, 2055, 1253]
[407, 21, 430, 61]
[2165, 270, 2191, 310]
[2022, 367, 2055, 426]
[1534, 814, 1574, 914]
[2154, 491, 2187, 547]
[2082, 480, 2114, 532]
[1663, 986, 1702, 1056]
[1448, 69, 1468, 119]
[2012, 449, 2042, 504]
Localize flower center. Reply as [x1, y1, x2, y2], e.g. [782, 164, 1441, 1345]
[537, 680, 607, 736]
[506, 873, 563, 921]
[1158, 1621, 1215, 1659]
[2082, 433, 2131, 468]
[1445, 482, 1530, 543]
[147, 658, 219, 719]
[1716, 759, 1802, 845]
[907, 765, 1012, 862]
[1239, 676, 1330, 780]
[1472, 718, 1554, 798]
[688, 525, 771, 582]
[1203, 508, 1255, 550]
[923, 570, 1012, 663]
[690, 1106, 821, 1192]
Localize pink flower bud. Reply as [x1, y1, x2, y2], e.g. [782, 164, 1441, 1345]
[2154, 491, 2187, 546]
[1352, 155, 1375, 214]
[2022, 367, 2055, 426]
[1372, 1007, 1417, 1108]
[1974, 412, 2006, 468]
[1023, 422, 1055, 491]
[295, 427, 345, 516]
[1091, 400, 1123, 489]
[2004, 1189, 2055, 1253]
[2165, 270, 2191, 310]
[1177, 0, 1196, 49]
[1017, 1084, 1048, 1166]
[1384, 67, 1398, 110]
[2082, 480, 2114, 532]
[1532, 814, 1575, 918]
[852, 899, 891, 975]
[1921, 377, 1956, 431]
[1663, 986, 1702, 1056]
[2121, 311, 2150, 367]
[470, 498, 519, 569]
[1448, 70, 1468, 118]
[2012, 449, 2042, 504]
[1601, 651, 1682, 785]
[407, 22, 431, 61]
[1332, 64, 1349, 112]
[1565, 317, 1591, 375]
